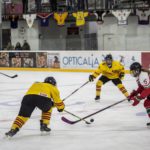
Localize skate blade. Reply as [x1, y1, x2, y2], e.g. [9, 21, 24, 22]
[41, 131, 50, 136]
[95, 100, 100, 103]
[4, 135, 12, 140]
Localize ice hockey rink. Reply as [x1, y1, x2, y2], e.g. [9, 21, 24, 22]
[0, 70, 150, 150]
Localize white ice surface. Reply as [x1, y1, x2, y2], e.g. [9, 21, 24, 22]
[0, 70, 149, 150]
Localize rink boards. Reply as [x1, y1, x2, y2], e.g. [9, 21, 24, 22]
[0, 51, 150, 72]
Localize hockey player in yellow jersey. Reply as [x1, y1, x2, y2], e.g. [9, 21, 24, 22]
[89, 54, 129, 101]
[5, 77, 65, 137]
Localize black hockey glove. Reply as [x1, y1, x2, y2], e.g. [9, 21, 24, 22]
[57, 108, 64, 112]
[119, 72, 125, 80]
[89, 75, 95, 82]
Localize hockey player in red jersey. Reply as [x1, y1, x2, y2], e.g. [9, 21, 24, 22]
[129, 62, 150, 127]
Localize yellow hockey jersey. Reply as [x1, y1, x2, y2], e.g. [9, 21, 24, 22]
[92, 61, 125, 79]
[54, 12, 68, 26]
[73, 11, 88, 26]
[26, 82, 64, 110]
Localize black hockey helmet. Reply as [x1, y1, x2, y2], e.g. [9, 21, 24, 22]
[130, 62, 142, 77]
[44, 76, 56, 86]
[105, 54, 113, 68]
[105, 54, 113, 61]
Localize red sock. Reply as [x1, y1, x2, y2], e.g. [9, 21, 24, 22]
[144, 99, 150, 118]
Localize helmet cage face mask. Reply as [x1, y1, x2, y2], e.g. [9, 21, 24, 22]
[105, 59, 112, 68]
[130, 62, 141, 77]
[105, 54, 113, 68]
[131, 69, 140, 77]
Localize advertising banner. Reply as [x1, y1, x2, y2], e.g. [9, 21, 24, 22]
[58, 51, 141, 70]
[0, 51, 143, 71]
[0, 52, 9, 67]
[47, 52, 60, 68]
[9, 52, 36, 67]
[141, 52, 150, 69]
[36, 52, 47, 68]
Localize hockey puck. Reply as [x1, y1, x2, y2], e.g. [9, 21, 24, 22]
[90, 118, 94, 122]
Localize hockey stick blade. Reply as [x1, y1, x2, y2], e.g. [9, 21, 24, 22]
[11, 74, 18, 78]
[0, 72, 18, 78]
[61, 116, 76, 125]
[61, 116, 91, 125]
[61, 99, 126, 125]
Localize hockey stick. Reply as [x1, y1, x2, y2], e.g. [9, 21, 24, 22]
[64, 110, 91, 124]
[62, 98, 127, 125]
[63, 81, 89, 101]
[0, 72, 18, 78]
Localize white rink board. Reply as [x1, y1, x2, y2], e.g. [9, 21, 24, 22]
[47, 51, 141, 69]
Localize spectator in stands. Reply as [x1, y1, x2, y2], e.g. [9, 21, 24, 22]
[49, 0, 57, 12]
[15, 42, 22, 50]
[22, 0, 28, 13]
[35, 0, 42, 12]
[22, 40, 30, 50]
[6, 42, 14, 50]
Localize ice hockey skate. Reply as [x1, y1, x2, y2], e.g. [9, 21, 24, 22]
[5, 128, 19, 138]
[40, 120, 51, 135]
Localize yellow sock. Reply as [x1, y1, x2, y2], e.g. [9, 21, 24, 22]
[11, 116, 29, 130]
[41, 108, 53, 125]
[117, 84, 129, 97]
[96, 80, 103, 96]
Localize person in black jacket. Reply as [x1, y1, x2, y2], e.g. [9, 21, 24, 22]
[22, 40, 30, 50]
[15, 42, 22, 50]
[22, 0, 28, 13]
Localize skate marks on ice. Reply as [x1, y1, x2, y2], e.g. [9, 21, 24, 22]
[0, 126, 148, 142]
